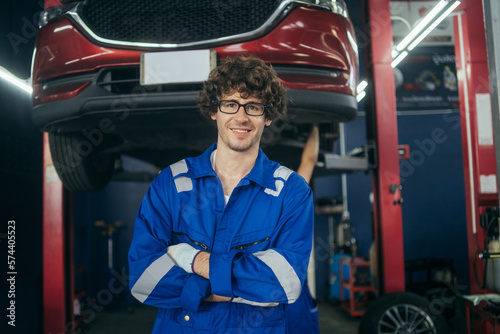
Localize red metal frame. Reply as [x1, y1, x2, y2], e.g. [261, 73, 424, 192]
[43, 132, 66, 333]
[364, 0, 406, 294]
[453, 0, 497, 295]
[339, 257, 376, 317]
[464, 298, 500, 334]
[454, 1, 498, 332]
[43, 132, 75, 334]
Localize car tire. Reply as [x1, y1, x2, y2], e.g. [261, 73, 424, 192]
[358, 292, 450, 334]
[49, 132, 116, 192]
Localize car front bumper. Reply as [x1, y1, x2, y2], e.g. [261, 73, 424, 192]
[33, 4, 358, 135]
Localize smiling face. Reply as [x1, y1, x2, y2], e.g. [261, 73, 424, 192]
[211, 92, 272, 153]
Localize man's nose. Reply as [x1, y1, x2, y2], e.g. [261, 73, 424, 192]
[234, 105, 249, 120]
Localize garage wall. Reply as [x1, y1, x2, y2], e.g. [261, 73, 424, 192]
[397, 111, 469, 287]
[311, 110, 470, 301]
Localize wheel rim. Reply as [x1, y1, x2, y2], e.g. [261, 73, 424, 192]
[377, 303, 437, 334]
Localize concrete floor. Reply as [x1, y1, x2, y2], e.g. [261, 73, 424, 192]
[80, 300, 360, 333]
[318, 301, 360, 334]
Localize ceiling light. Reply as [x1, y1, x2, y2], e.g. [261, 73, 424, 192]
[356, 0, 461, 102]
[357, 80, 368, 94]
[391, 51, 409, 68]
[392, 0, 461, 63]
[356, 90, 366, 103]
[407, 1, 461, 51]
[0, 66, 32, 94]
[394, 0, 449, 52]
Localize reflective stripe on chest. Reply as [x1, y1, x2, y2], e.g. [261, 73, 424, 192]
[264, 166, 293, 197]
[169, 160, 293, 197]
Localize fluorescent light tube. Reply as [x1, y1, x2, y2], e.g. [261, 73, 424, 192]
[0, 66, 32, 94]
[407, 1, 461, 51]
[357, 80, 368, 94]
[391, 51, 409, 68]
[356, 90, 366, 102]
[395, 0, 449, 52]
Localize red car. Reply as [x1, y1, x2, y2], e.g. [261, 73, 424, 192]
[32, 0, 358, 191]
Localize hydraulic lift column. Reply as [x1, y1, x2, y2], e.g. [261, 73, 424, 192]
[364, 0, 406, 294]
[43, 132, 75, 334]
[483, 1, 500, 204]
[453, 0, 498, 295]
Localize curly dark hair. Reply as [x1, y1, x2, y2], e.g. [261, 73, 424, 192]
[197, 54, 287, 121]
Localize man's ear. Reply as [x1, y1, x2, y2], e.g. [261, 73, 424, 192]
[211, 113, 217, 121]
[265, 119, 272, 127]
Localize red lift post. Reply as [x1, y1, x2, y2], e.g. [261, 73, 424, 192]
[43, 132, 67, 333]
[41, 1, 78, 332]
[454, 0, 500, 331]
[453, 0, 497, 295]
[43, 132, 76, 334]
[364, 0, 406, 295]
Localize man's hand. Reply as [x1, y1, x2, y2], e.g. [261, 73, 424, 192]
[167, 243, 201, 273]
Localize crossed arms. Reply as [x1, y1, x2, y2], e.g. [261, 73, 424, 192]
[128, 171, 313, 311]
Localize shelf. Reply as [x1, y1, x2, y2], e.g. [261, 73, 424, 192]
[340, 257, 374, 317]
[341, 281, 376, 292]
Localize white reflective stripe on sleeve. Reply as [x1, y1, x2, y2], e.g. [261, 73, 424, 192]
[131, 253, 176, 303]
[174, 176, 193, 193]
[170, 159, 188, 176]
[252, 249, 301, 303]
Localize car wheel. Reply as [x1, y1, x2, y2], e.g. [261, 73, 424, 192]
[49, 132, 116, 192]
[358, 292, 450, 334]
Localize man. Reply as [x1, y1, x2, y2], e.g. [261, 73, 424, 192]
[128, 55, 314, 333]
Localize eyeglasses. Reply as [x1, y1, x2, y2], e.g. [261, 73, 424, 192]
[214, 100, 270, 116]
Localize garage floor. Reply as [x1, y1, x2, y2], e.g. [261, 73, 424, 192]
[80, 300, 360, 333]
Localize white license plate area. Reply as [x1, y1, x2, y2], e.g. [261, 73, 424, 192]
[140, 50, 216, 85]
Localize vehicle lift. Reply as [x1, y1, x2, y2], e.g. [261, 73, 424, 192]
[41, 0, 499, 333]
[454, 0, 500, 331]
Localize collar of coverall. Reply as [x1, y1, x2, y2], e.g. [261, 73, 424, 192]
[180, 142, 279, 191]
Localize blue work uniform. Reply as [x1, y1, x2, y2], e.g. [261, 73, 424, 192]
[128, 143, 314, 333]
[286, 281, 319, 334]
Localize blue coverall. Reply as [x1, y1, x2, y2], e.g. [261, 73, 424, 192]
[286, 280, 319, 334]
[128, 143, 314, 333]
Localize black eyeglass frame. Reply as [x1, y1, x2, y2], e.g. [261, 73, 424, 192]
[213, 99, 271, 116]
